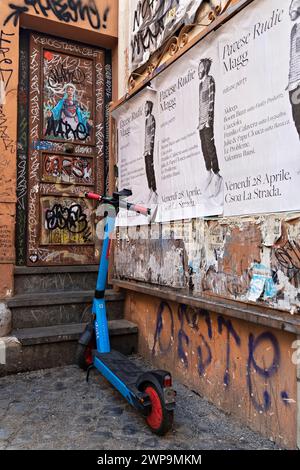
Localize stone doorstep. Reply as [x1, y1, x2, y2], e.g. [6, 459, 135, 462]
[10, 320, 138, 346]
[0, 320, 139, 375]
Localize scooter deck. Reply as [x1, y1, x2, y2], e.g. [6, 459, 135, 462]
[93, 350, 143, 394]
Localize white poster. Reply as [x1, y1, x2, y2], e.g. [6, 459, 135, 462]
[220, 0, 300, 216]
[116, 0, 300, 225]
[114, 87, 158, 226]
[153, 37, 224, 222]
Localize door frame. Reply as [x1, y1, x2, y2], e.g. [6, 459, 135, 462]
[16, 29, 113, 266]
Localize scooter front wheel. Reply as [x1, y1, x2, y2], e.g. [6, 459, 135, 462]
[75, 339, 95, 371]
[143, 383, 174, 436]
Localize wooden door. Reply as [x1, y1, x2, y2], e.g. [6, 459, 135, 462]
[27, 33, 105, 266]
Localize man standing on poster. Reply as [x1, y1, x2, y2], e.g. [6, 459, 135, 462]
[288, 0, 300, 140]
[197, 58, 223, 198]
[144, 100, 158, 203]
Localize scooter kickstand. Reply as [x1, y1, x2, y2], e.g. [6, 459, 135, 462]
[86, 364, 95, 383]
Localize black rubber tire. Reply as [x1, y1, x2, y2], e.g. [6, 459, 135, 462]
[143, 382, 174, 436]
[75, 340, 94, 371]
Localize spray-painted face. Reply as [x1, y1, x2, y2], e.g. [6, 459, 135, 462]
[290, 0, 300, 21]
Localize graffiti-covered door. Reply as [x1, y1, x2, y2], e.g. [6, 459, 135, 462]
[27, 33, 105, 266]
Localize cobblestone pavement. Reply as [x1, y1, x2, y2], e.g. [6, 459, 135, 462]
[0, 356, 279, 450]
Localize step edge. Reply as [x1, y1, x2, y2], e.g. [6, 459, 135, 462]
[12, 320, 138, 346]
[14, 265, 99, 275]
[7, 291, 125, 307]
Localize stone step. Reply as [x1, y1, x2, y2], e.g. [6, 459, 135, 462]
[0, 320, 138, 376]
[12, 320, 138, 345]
[7, 290, 124, 329]
[14, 265, 100, 295]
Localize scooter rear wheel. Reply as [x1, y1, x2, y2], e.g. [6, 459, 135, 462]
[143, 383, 174, 436]
[75, 339, 95, 371]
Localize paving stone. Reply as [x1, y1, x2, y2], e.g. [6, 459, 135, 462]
[140, 437, 160, 448]
[122, 425, 139, 436]
[0, 429, 12, 440]
[0, 359, 279, 450]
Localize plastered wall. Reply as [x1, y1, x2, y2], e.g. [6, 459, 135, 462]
[116, 214, 300, 314]
[125, 291, 298, 448]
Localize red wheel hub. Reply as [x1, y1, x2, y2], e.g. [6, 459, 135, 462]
[145, 386, 163, 430]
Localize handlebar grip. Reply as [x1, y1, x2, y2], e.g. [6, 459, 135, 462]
[120, 199, 150, 216]
[85, 192, 102, 201]
[84, 192, 150, 216]
[130, 204, 151, 216]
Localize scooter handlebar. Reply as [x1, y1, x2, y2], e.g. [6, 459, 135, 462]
[84, 192, 151, 216]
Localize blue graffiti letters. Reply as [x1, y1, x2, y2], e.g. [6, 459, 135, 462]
[217, 316, 241, 386]
[152, 301, 174, 354]
[247, 332, 280, 412]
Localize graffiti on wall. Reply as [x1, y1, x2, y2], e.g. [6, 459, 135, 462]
[0, 204, 14, 262]
[0, 223, 14, 262]
[0, 29, 14, 99]
[274, 240, 300, 287]
[0, 30, 15, 154]
[42, 154, 93, 185]
[16, 33, 29, 265]
[130, 0, 202, 70]
[4, 0, 110, 30]
[0, 105, 15, 154]
[94, 58, 105, 194]
[152, 301, 294, 414]
[40, 196, 94, 245]
[104, 56, 112, 193]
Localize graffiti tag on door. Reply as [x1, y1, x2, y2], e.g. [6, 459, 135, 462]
[42, 153, 93, 185]
[40, 196, 94, 245]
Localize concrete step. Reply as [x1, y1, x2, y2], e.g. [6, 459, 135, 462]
[14, 265, 100, 295]
[7, 290, 125, 329]
[0, 320, 138, 376]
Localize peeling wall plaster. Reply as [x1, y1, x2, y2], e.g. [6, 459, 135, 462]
[115, 213, 300, 314]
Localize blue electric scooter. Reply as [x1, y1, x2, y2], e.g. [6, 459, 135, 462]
[76, 189, 175, 435]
